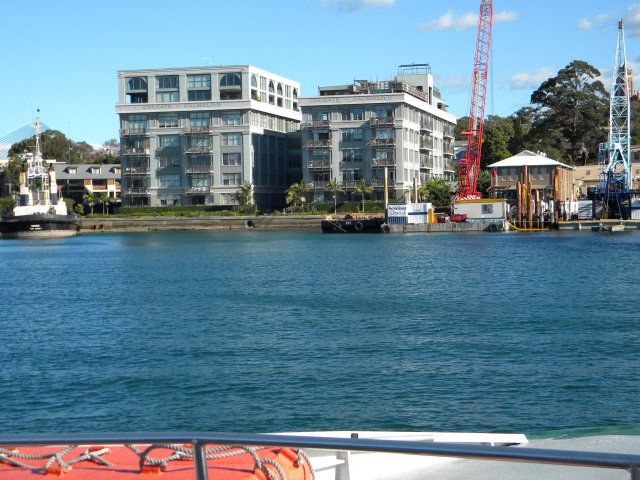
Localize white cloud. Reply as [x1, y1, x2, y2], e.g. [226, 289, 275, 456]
[509, 67, 556, 90]
[577, 12, 610, 30]
[321, 0, 395, 12]
[626, 4, 640, 37]
[420, 9, 517, 31]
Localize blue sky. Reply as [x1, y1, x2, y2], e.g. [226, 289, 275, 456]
[2, 0, 639, 148]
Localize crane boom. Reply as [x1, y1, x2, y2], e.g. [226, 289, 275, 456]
[455, 0, 493, 200]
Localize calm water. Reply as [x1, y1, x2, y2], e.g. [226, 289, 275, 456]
[1, 229, 639, 438]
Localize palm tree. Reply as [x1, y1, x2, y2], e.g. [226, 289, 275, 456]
[324, 178, 343, 215]
[98, 193, 109, 214]
[408, 182, 428, 203]
[354, 179, 372, 213]
[235, 182, 253, 213]
[83, 191, 95, 215]
[285, 181, 311, 209]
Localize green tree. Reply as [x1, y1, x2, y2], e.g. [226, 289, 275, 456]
[235, 182, 253, 213]
[83, 191, 95, 214]
[354, 179, 372, 212]
[323, 178, 343, 215]
[9, 129, 95, 164]
[285, 181, 311, 209]
[1, 156, 24, 195]
[481, 115, 514, 167]
[423, 178, 452, 207]
[0, 197, 16, 215]
[530, 60, 608, 164]
[477, 170, 491, 196]
[98, 193, 109, 214]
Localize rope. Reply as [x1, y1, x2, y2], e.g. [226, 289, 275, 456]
[1, 443, 314, 480]
[0, 445, 112, 472]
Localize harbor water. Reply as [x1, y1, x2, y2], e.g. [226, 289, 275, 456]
[1, 230, 639, 437]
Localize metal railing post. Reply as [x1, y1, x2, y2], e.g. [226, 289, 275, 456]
[192, 439, 208, 480]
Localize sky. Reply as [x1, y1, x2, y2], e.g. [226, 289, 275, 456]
[2, 0, 640, 148]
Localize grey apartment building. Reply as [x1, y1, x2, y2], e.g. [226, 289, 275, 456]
[299, 64, 457, 202]
[115, 66, 302, 210]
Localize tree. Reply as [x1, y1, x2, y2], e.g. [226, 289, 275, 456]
[530, 60, 608, 164]
[235, 182, 253, 213]
[323, 178, 343, 215]
[423, 178, 452, 207]
[98, 193, 109, 214]
[481, 115, 514, 167]
[83, 191, 95, 214]
[354, 179, 372, 212]
[1, 156, 24, 195]
[9, 129, 95, 164]
[0, 197, 16, 215]
[477, 170, 491, 196]
[285, 181, 311, 209]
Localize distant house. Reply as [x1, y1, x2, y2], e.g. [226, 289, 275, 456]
[487, 150, 575, 205]
[52, 163, 121, 203]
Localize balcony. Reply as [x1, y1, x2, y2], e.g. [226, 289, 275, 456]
[185, 146, 212, 155]
[185, 165, 214, 174]
[306, 120, 330, 129]
[371, 158, 396, 168]
[306, 139, 331, 149]
[184, 126, 211, 134]
[444, 159, 457, 171]
[123, 166, 150, 176]
[121, 147, 150, 156]
[307, 160, 332, 170]
[370, 117, 395, 127]
[186, 186, 214, 194]
[420, 119, 434, 132]
[420, 157, 434, 169]
[156, 146, 181, 156]
[120, 127, 149, 136]
[370, 138, 395, 147]
[419, 137, 434, 150]
[123, 187, 150, 196]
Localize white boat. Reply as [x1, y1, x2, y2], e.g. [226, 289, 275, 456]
[1, 430, 639, 480]
[0, 118, 80, 239]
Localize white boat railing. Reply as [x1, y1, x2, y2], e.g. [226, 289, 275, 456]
[1, 431, 639, 480]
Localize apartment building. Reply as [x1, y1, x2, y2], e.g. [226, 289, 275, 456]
[115, 66, 302, 210]
[53, 163, 121, 203]
[299, 64, 457, 202]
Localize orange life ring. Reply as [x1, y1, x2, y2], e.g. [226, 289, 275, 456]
[0, 444, 314, 480]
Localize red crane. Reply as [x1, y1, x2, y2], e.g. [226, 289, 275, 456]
[455, 0, 493, 200]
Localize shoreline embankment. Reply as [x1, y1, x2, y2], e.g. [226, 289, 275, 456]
[80, 216, 324, 233]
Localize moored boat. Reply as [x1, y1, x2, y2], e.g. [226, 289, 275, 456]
[0, 118, 80, 239]
[321, 216, 390, 234]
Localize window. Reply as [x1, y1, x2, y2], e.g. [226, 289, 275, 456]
[127, 77, 147, 91]
[341, 129, 363, 142]
[221, 193, 237, 205]
[157, 76, 178, 89]
[187, 74, 210, 89]
[189, 135, 210, 148]
[158, 175, 181, 188]
[159, 194, 180, 206]
[187, 74, 211, 101]
[158, 114, 179, 128]
[376, 128, 393, 140]
[251, 75, 258, 88]
[156, 91, 179, 102]
[158, 156, 180, 168]
[352, 108, 364, 120]
[190, 113, 210, 127]
[159, 135, 180, 148]
[190, 175, 211, 187]
[68, 168, 77, 174]
[223, 173, 241, 186]
[221, 112, 242, 125]
[481, 204, 494, 214]
[220, 73, 242, 87]
[221, 133, 242, 146]
[91, 166, 101, 174]
[128, 114, 148, 131]
[277, 83, 283, 96]
[223, 153, 242, 165]
[268, 81, 275, 93]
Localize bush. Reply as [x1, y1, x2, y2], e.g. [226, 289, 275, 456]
[0, 197, 16, 215]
